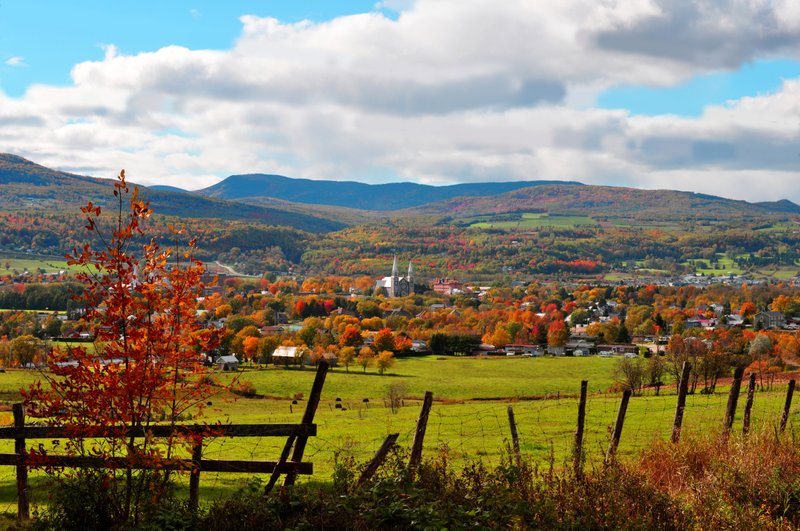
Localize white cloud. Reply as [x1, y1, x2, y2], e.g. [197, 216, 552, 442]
[5, 57, 26, 67]
[1, 0, 799, 203]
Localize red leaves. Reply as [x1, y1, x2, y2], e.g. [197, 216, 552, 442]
[80, 201, 102, 217]
[24, 169, 221, 491]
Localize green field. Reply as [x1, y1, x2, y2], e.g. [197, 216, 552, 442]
[0, 255, 82, 276]
[0, 358, 796, 513]
[684, 255, 744, 275]
[469, 213, 596, 230]
[216, 356, 620, 401]
[757, 267, 800, 279]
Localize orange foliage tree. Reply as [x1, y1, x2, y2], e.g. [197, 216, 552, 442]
[22, 172, 221, 525]
[373, 328, 396, 352]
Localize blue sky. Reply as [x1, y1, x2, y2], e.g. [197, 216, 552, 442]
[5, 1, 795, 117]
[0, 1, 389, 96]
[598, 59, 800, 117]
[1, 1, 799, 202]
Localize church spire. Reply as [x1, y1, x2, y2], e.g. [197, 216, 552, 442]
[391, 254, 399, 278]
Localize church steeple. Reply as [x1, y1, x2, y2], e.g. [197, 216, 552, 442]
[407, 261, 414, 287]
[391, 254, 399, 278]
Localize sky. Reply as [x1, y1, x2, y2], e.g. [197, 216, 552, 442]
[1, 0, 800, 202]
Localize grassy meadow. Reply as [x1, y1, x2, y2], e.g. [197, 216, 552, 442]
[0, 255, 82, 276]
[0, 356, 795, 512]
[468, 213, 596, 229]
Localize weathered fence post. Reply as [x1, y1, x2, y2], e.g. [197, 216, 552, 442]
[573, 380, 588, 477]
[742, 372, 757, 435]
[13, 403, 28, 520]
[283, 360, 329, 488]
[264, 361, 329, 494]
[605, 389, 631, 464]
[671, 361, 691, 443]
[188, 437, 203, 510]
[408, 391, 434, 476]
[507, 406, 521, 466]
[357, 433, 399, 486]
[723, 366, 745, 433]
[780, 379, 796, 433]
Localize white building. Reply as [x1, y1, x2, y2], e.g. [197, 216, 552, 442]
[375, 255, 414, 298]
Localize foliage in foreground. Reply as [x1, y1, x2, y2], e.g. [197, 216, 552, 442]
[25, 427, 800, 530]
[198, 429, 800, 530]
[23, 172, 221, 528]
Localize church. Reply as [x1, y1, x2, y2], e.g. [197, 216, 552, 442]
[375, 256, 414, 297]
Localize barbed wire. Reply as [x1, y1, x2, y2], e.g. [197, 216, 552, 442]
[0, 378, 797, 510]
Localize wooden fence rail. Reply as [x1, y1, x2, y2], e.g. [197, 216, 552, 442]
[3, 361, 329, 520]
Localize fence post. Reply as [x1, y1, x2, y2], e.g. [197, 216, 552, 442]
[188, 437, 203, 510]
[780, 379, 796, 433]
[13, 403, 28, 521]
[357, 433, 399, 487]
[283, 360, 329, 487]
[671, 361, 691, 443]
[723, 366, 745, 433]
[742, 372, 757, 436]
[408, 391, 434, 476]
[507, 406, 521, 466]
[605, 389, 631, 464]
[573, 380, 588, 477]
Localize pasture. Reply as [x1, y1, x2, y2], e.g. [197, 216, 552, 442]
[0, 356, 795, 513]
[468, 213, 596, 230]
[0, 255, 81, 276]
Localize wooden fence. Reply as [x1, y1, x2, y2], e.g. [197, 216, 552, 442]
[0, 360, 796, 522]
[0, 361, 329, 520]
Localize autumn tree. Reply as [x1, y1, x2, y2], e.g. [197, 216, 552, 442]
[376, 350, 395, 375]
[357, 346, 375, 373]
[373, 328, 395, 352]
[546, 320, 569, 347]
[394, 334, 412, 353]
[22, 172, 221, 527]
[749, 334, 774, 389]
[484, 326, 512, 348]
[339, 324, 363, 347]
[646, 353, 666, 395]
[338, 346, 356, 372]
[259, 335, 282, 364]
[11, 334, 44, 367]
[243, 336, 260, 364]
[614, 356, 644, 395]
[739, 302, 757, 319]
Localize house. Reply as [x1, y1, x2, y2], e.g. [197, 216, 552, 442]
[725, 314, 745, 327]
[383, 307, 414, 319]
[597, 344, 638, 356]
[565, 340, 596, 356]
[504, 344, 544, 356]
[433, 278, 464, 295]
[261, 325, 286, 335]
[216, 355, 240, 371]
[685, 317, 715, 329]
[411, 339, 429, 353]
[272, 345, 305, 366]
[754, 311, 786, 330]
[547, 346, 565, 356]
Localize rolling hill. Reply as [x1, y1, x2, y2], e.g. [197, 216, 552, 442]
[0, 154, 343, 233]
[405, 183, 800, 222]
[198, 173, 581, 211]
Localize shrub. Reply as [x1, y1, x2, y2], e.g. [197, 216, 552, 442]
[197, 427, 800, 529]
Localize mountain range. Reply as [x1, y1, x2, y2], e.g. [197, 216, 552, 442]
[0, 154, 343, 233]
[1, 153, 798, 232]
[198, 173, 580, 211]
